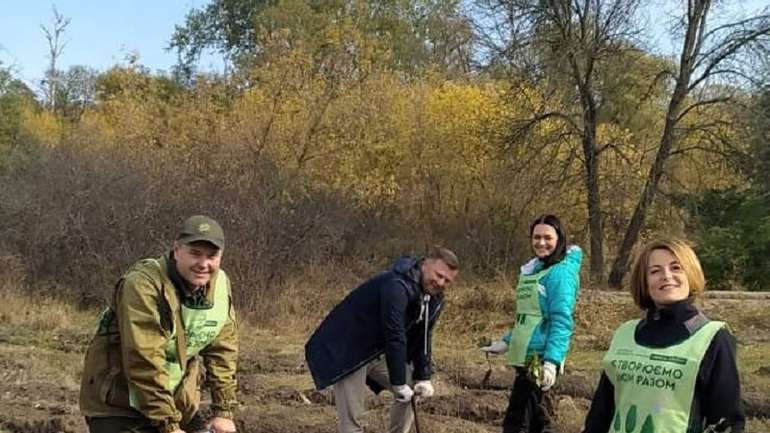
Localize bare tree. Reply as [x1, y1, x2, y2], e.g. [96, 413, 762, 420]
[41, 6, 70, 113]
[58, 65, 98, 120]
[474, 0, 645, 284]
[607, 1, 770, 287]
[476, 0, 770, 286]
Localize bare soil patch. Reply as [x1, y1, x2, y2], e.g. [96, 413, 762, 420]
[2, 292, 769, 433]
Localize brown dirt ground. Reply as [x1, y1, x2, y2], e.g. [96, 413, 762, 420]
[1, 292, 769, 433]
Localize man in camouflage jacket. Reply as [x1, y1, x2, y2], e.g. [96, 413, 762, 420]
[80, 215, 238, 433]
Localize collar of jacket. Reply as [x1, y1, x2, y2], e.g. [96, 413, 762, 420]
[636, 300, 704, 347]
[646, 300, 699, 322]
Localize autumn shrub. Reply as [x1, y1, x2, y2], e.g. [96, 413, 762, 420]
[0, 60, 599, 318]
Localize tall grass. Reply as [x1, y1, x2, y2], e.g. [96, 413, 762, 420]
[0, 255, 93, 332]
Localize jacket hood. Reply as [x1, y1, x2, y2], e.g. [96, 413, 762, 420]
[392, 256, 422, 287]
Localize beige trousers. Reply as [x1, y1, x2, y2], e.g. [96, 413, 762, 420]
[333, 356, 414, 433]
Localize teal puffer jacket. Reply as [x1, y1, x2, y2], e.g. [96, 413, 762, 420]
[503, 245, 582, 365]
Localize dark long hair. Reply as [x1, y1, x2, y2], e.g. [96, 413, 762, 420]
[529, 214, 568, 269]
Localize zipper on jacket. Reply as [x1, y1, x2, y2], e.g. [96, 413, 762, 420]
[420, 294, 430, 356]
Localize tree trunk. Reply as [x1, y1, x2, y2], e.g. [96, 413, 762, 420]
[607, 0, 708, 288]
[608, 91, 689, 287]
[570, 43, 604, 285]
[583, 124, 604, 285]
[41, 7, 70, 113]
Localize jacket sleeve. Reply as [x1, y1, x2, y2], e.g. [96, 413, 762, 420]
[410, 301, 444, 381]
[380, 283, 409, 386]
[116, 271, 182, 429]
[542, 246, 582, 364]
[698, 327, 745, 432]
[581, 372, 615, 433]
[199, 275, 239, 418]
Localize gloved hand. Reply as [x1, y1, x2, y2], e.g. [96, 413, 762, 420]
[392, 384, 414, 403]
[480, 340, 508, 354]
[413, 380, 434, 398]
[540, 361, 557, 391]
[209, 417, 237, 433]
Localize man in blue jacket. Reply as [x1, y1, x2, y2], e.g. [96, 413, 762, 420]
[305, 247, 459, 433]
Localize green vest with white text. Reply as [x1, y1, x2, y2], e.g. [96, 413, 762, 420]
[506, 268, 550, 366]
[602, 319, 724, 433]
[127, 264, 230, 409]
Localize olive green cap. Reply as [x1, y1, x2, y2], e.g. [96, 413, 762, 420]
[177, 215, 225, 249]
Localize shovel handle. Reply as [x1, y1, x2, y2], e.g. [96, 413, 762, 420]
[411, 398, 421, 433]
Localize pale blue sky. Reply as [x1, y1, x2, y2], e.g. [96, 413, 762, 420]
[1, 0, 767, 89]
[0, 0, 222, 86]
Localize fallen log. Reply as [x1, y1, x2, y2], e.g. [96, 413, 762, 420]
[447, 367, 769, 419]
[555, 375, 769, 419]
[581, 289, 770, 300]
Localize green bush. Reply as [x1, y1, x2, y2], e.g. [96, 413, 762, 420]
[685, 188, 770, 291]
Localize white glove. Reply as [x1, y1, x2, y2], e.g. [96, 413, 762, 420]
[209, 416, 237, 433]
[540, 361, 557, 391]
[413, 380, 434, 398]
[480, 340, 508, 354]
[392, 384, 414, 403]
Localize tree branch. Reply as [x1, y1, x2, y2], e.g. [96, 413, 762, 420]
[676, 96, 732, 122]
[596, 141, 635, 166]
[694, 14, 770, 69]
[689, 21, 770, 90]
[512, 111, 582, 137]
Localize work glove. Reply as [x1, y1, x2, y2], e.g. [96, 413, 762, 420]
[413, 380, 434, 399]
[540, 361, 557, 391]
[392, 384, 414, 403]
[479, 340, 508, 355]
[209, 417, 237, 433]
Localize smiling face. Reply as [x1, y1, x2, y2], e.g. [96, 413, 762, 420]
[531, 223, 558, 259]
[646, 248, 690, 308]
[173, 241, 223, 288]
[420, 258, 458, 296]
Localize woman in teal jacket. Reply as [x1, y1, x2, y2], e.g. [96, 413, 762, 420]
[482, 214, 582, 433]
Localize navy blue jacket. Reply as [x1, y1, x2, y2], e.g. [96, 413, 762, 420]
[305, 257, 444, 390]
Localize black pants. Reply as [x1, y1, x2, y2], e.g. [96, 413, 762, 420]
[86, 412, 206, 433]
[502, 367, 557, 433]
[86, 416, 159, 433]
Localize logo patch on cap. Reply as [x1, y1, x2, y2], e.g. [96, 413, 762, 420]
[198, 223, 210, 233]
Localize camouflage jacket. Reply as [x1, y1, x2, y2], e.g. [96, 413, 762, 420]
[79, 254, 238, 433]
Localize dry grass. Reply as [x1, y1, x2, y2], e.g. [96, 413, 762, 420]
[0, 286, 89, 332]
[1, 272, 769, 432]
[238, 260, 379, 331]
[0, 257, 94, 334]
[0, 286, 98, 334]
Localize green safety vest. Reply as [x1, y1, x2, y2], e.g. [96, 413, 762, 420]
[506, 267, 550, 366]
[128, 263, 230, 409]
[602, 318, 724, 433]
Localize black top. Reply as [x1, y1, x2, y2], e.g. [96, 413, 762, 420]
[581, 301, 745, 433]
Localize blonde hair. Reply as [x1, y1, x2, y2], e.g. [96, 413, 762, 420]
[629, 238, 706, 310]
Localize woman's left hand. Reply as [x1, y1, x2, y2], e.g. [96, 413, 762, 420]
[540, 362, 557, 391]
